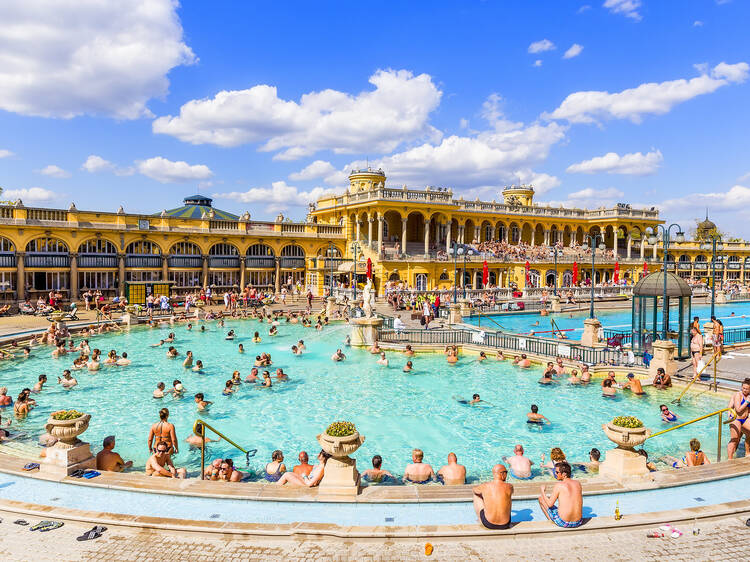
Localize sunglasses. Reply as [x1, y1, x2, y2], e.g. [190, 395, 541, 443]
[156, 448, 168, 453]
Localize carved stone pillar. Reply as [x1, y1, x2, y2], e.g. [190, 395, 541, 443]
[239, 256, 246, 289]
[424, 219, 431, 256]
[70, 253, 79, 300]
[16, 252, 25, 301]
[401, 217, 407, 255]
[377, 216, 384, 255]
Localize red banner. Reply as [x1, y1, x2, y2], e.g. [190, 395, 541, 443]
[614, 261, 620, 283]
[482, 260, 489, 287]
[572, 261, 578, 285]
[366, 257, 372, 279]
[643, 261, 648, 276]
[525, 260, 530, 284]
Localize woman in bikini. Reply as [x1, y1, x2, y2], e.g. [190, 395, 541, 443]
[690, 327, 704, 378]
[685, 438, 710, 467]
[727, 378, 750, 459]
[148, 408, 178, 454]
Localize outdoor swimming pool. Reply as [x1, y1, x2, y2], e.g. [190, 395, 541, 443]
[0, 319, 730, 481]
[464, 301, 750, 337]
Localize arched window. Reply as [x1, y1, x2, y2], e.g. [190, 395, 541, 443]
[280, 245, 306, 269]
[126, 240, 160, 255]
[439, 271, 449, 281]
[281, 245, 305, 257]
[209, 243, 239, 256]
[78, 239, 117, 268]
[246, 244, 275, 268]
[78, 239, 116, 254]
[415, 273, 428, 291]
[170, 242, 201, 255]
[0, 237, 14, 253]
[209, 243, 240, 268]
[26, 237, 68, 253]
[25, 237, 69, 268]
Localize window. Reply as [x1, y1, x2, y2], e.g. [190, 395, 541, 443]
[415, 273, 428, 291]
[510, 226, 520, 244]
[247, 244, 274, 257]
[169, 271, 201, 287]
[209, 243, 238, 256]
[27, 271, 69, 290]
[439, 271, 449, 281]
[26, 238, 68, 253]
[382, 220, 388, 239]
[79, 271, 115, 290]
[281, 245, 305, 257]
[79, 239, 116, 254]
[126, 240, 160, 255]
[0, 238, 14, 253]
[305, 272, 318, 293]
[170, 242, 201, 255]
[0, 271, 15, 290]
[247, 270, 275, 287]
[125, 271, 160, 282]
[208, 271, 238, 287]
[484, 224, 493, 241]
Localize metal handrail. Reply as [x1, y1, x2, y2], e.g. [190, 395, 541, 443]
[475, 309, 506, 331]
[647, 407, 735, 462]
[193, 418, 257, 480]
[672, 351, 721, 405]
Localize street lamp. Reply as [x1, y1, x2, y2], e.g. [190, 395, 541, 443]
[448, 242, 476, 303]
[350, 241, 361, 302]
[647, 224, 686, 339]
[700, 235, 723, 318]
[581, 234, 606, 319]
[549, 246, 560, 296]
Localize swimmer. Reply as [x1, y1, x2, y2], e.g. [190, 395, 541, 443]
[261, 371, 272, 388]
[194, 393, 212, 411]
[103, 350, 118, 365]
[297, 340, 306, 351]
[496, 350, 505, 361]
[446, 351, 458, 364]
[222, 380, 235, 395]
[478, 351, 487, 362]
[186, 323, 192, 331]
[172, 380, 184, 396]
[246, 368, 259, 383]
[539, 371, 554, 385]
[568, 369, 581, 385]
[269, 326, 278, 336]
[192, 360, 204, 373]
[403, 360, 413, 372]
[292, 345, 302, 355]
[166, 346, 178, 358]
[32, 374, 47, 393]
[200, 325, 206, 333]
[623, 373, 645, 395]
[660, 404, 678, 422]
[231, 371, 242, 385]
[275, 368, 288, 381]
[579, 365, 591, 384]
[226, 330, 235, 340]
[238, 343, 244, 353]
[164, 333, 176, 343]
[527, 404, 550, 425]
[376, 352, 388, 366]
[403, 345, 415, 357]
[470, 393, 482, 405]
[116, 352, 131, 366]
[514, 354, 531, 368]
[331, 349, 346, 362]
[58, 369, 78, 389]
[153, 382, 166, 398]
[602, 378, 616, 397]
[252, 332, 262, 343]
[369, 341, 381, 354]
[344, 335, 351, 346]
[182, 350, 193, 368]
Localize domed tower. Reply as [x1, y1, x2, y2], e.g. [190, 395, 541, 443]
[502, 184, 534, 206]
[696, 212, 717, 240]
[348, 167, 386, 193]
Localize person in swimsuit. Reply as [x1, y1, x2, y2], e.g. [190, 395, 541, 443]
[602, 378, 616, 397]
[0, 387, 13, 407]
[147, 408, 178, 454]
[437, 452, 466, 485]
[277, 450, 330, 487]
[472, 464, 513, 530]
[361, 454, 393, 482]
[264, 450, 287, 482]
[527, 404, 550, 425]
[623, 373, 645, 395]
[146, 441, 186, 478]
[685, 438, 710, 466]
[727, 378, 750, 459]
[653, 367, 672, 389]
[503, 444, 534, 479]
[403, 448, 435, 483]
[403, 360, 413, 372]
[538, 461, 584, 528]
[293, 451, 313, 477]
[660, 404, 678, 422]
[690, 327, 704, 378]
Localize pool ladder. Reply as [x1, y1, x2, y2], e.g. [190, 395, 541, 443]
[646, 406, 736, 463]
[672, 351, 722, 405]
[193, 419, 256, 480]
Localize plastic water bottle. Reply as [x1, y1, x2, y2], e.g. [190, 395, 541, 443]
[614, 500, 622, 520]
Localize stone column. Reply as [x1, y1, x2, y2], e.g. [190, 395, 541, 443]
[445, 223, 452, 253]
[16, 252, 25, 301]
[544, 229, 550, 246]
[377, 216, 384, 255]
[581, 318, 602, 346]
[424, 218, 430, 256]
[652, 242, 658, 260]
[367, 217, 374, 250]
[118, 254, 125, 291]
[274, 257, 281, 294]
[401, 217, 407, 255]
[626, 235, 632, 259]
[161, 255, 168, 282]
[504, 228, 509, 244]
[355, 219, 361, 242]
[474, 225, 480, 244]
[649, 340, 677, 378]
[640, 239, 645, 259]
[448, 301, 462, 324]
[69, 253, 79, 300]
[458, 224, 465, 244]
[239, 256, 246, 289]
[202, 255, 209, 287]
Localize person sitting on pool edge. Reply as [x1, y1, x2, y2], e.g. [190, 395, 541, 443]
[472, 464, 513, 530]
[403, 448, 435, 484]
[538, 461, 584, 528]
[503, 444, 533, 479]
[653, 367, 672, 390]
[686, 438, 710, 467]
[264, 449, 286, 482]
[361, 454, 394, 483]
[96, 435, 133, 472]
[293, 451, 313, 477]
[277, 450, 330, 487]
[527, 404, 550, 425]
[660, 404, 678, 422]
[437, 452, 466, 485]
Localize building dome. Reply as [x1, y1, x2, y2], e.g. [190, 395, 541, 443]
[633, 272, 691, 298]
[697, 213, 716, 232]
[154, 195, 239, 220]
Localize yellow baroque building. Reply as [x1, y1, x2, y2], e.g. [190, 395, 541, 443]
[311, 168, 750, 293]
[0, 195, 346, 301]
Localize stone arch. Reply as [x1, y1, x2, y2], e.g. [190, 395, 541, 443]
[480, 220, 493, 242]
[509, 222, 521, 244]
[521, 223, 533, 244]
[126, 240, 161, 255]
[464, 218, 476, 244]
[280, 244, 305, 257]
[405, 211, 426, 246]
[26, 237, 69, 253]
[77, 238, 117, 254]
[170, 241, 202, 255]
[495, 221, 507, 242]
[533, 224, 545, 246]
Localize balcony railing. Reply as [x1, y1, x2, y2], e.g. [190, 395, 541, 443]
[26, 253, 70, 268]
[694, 263, 708, 270]
[78, 255, 117, 268]
[210, 220, 239, 231]
[677, 262, 692, 270]
[208, 256, 240, 268]
[168, 256, 203, 268]
[0, 253, 16, 268]
[125, 255, 162, 268]
[728, 262, 742, 270]
[281, 223, 305, 234]
[245, 256, 276, 268]
[280, 257, 305, 269]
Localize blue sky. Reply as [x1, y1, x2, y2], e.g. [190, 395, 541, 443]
[0, 0, 749, 235]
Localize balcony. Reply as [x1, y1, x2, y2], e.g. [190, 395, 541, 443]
[694, 263, 708, 270]
[280, 257, 305, 269]
[78, 255, 117, 268]
[0, 253, 16, 268]
[245, 256, 276, 268]
[208, 256, 240, 268]
[168, 256, 203, 268]
[677, 262, 692, 270]
[728, 262, 742, 270]
[125, 255, 162, 268]
[26, 253, 70, 268]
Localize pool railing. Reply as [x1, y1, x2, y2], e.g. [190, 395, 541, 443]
[672, 351, 722, 404]
[647, 406, 734, 462]
[193, 419, 257, 479]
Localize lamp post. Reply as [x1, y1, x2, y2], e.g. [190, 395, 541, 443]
[581, 234, 606, 319]
[648, 224, 686, 339]
[448, 242, 476, 303]
[700, 235, 723, 318]
[350, 241, 361, 302]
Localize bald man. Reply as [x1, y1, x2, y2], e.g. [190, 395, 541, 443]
[437, 452, 466, 485]
[472, 464, 514, 530]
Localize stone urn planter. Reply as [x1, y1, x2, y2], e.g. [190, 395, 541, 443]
[125, 305, 138, 314]
[316, 423, 365, 496]
[46, 411, 91, 449]
[602, 422, 651, 451]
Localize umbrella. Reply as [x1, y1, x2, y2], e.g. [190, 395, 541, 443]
[614, 261, 620, 283]
[643, 261, 648, 276]
[525, 260, 530, 284]
[482, 260, 489, 287]
[366, 257, 372, 279]
[572, 261, 578, 285]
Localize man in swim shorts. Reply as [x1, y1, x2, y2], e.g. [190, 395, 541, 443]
[403, 448, 435, 483]
[96, 435, 133, 472]
[623, 373, 645, 395]
[472, 464, 513, 530]
[503, 444, 533, 479]
[146, 441, 187, 478]
[527, 404, 550, 425]
[538, 461, 583, 528]
[437, 452, 466, 485]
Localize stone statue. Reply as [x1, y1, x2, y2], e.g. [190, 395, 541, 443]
[362, 278, 373, 318]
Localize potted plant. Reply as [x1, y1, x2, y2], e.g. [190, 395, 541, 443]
[45, 410, 91, 449]
[317, 421, 365, 457]
[602, 416, 651, 450]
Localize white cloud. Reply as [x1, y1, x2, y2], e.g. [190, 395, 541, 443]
[738, 171, 750, 182]
[693, 20, 703, 27]
[603, 0, 642, 21]
[543, 187, 625, 209]
[566, 150, 663, 175]
[528, 39, 555, 54]
[0, 149, 13, 159]
[153, 69, 443, 159]
[214, 181, 338, 213]
[136, 157, 213, 184]
[533, 59, 543, 67]
[81, 155, 115, 173]
[3, 187, 56, 202]
[289, 160, 337, 181]
[546, 62, 749, 124]
[0, 0, 195, 119]
[659, 184, 750, 237]
[578, 5, 591, 13]
[38, 164, 71, 178]
[563, 44, 584, 59]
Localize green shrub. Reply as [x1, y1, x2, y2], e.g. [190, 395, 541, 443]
[51, 409, 84, 420]
[612, 415, 643, 428]
[326, 421, 356, 437]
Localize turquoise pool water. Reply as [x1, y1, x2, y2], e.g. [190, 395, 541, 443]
[464, 301, 750, 336]
[0, 319, 730, 481]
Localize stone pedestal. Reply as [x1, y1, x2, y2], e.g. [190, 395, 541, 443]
[349, 317, 383, 347]
[715, 290, 727, 304]
[549, 295, 561, 313]
[599, 448, 650, 483]
[459, 298, 472, 317]
[120, 312, 133, 326]
[448, 302, 462, 325]
[318, 455, 360, 497]
[326, 296, 336, 319]
[649, 339, 677, 377]
[42, 442, 96, 477]
[580, 318, 602, 347]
